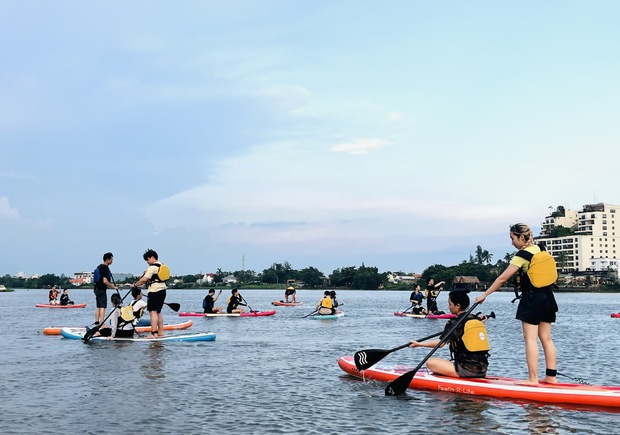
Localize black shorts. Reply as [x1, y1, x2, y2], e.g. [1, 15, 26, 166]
[516, 288, 558, 325]
[115, 329, 134, 338]
[147, 290, 166, 313]
[94, 288, 107, 308]
[455, 359, 488, 378]
[285, 289, 296, 296]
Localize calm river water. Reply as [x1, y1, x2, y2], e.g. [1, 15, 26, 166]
[1, 288, 619, 434]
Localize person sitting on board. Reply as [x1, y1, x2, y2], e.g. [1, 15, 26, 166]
[316, 291, 341, 315]
[284, 286, 297, 303]
[59, 289, 74, 306]
[408, 290, 490, 378]
[425, 277, 445, 315]
[49, 286, 59, 305]
[330, 290, 341, 309]
[130, 287, 148, 325]
[409, 284, 427, 315]
[203, 288, 223, 314]
[226, 288, 246, 314]
[99, 293, 136, 339]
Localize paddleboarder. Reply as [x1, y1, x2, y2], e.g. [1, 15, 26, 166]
[284, 286, 297, 303]
[227, 288, 246, 314]
[409, 284, 427, 315]
[203, 288, 223, 314]
[475, 223, 559, 386]
[134, 249, 168, 339]
[425, 277, 445, 314]
[93, 252, 118, 327]
[408, 290, 490, 378]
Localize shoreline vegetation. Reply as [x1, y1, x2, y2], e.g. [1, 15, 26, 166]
[3, 247, 619, 292]
[3, 285, 618, 293]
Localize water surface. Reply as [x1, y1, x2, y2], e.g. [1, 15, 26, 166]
[1, 289, 618, 434]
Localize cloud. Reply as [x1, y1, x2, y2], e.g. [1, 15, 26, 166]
[330, 138, 389, 155]
[387, 112, 404, 121]
[0, 197, 20, 219]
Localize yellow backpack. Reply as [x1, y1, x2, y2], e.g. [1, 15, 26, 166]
[151, 263, 171, 282]
[461, 319, 490, 352]
[515, 245, 558, 289]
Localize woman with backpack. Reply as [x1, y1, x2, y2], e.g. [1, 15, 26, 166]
[475, 223, 559, 386]
[408, 290, 490, 378]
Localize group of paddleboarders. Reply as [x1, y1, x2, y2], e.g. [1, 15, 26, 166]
[46, 286, 74, 306]
[406, 222, 559, 386]
[202, 288, 252, 314]
[99, 287, 147, 339]
[316, 290, 341, 315]
[407, 278, 446, 315]
[92, 249, 169, 340]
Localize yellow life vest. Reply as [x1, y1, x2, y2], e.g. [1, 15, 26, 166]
[321, 297, 333, 309]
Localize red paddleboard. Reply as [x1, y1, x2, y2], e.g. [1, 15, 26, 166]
[338, 355, 620, 409]
[179, 310, 276, 317]
[36, 303, 87, 309]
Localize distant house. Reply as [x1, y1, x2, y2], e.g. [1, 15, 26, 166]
[222, 274, 237, 285]
[452, 276, 480, 291]
[387, 273, 422, 284]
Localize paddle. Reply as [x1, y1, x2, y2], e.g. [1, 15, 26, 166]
[142, 291, 181, 312]
[301, 308, 319, 318]
[401, 304, 414, 314]
[385, 301, 481, 396]
[240, 295, 256, 313]
[356, 310, 495, 371]
[83, 288, 132, 342]
[354, 331, 443, 371]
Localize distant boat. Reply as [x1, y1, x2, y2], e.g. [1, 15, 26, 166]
[0, 285, 13, 292]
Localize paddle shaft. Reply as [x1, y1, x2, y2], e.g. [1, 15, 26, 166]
[385, 301, 481, 396]
[354, 331, 443, 371]
[142, 290, 181, 312]
[302, 308, 319, 318]
[240, 296, 255, 312]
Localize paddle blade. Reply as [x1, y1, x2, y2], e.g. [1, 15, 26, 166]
[167, 302, 181, 312]
[354, 349, 391, 371]
[82, 325, 99, 342]
[385, 368, 419, 396]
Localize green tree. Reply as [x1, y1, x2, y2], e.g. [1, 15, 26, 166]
[422, 264, 448, 281]
[38, 273, 60, 287]
[182, 274, 199, 283]
[260, 268, 279, 285]
[351, 264, 384, 290]
[235, 269, 257, 284]
[297, 267, 325, 288]
[549, 225, 572, 237]
[329, 266, 357, 287]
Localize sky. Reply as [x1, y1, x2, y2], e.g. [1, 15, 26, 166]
[2, 1, 620, 278]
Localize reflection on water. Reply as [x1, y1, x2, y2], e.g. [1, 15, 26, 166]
[521, 404, 560, 434]
[142, 342, 166, 380]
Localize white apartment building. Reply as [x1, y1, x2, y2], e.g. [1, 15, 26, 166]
[536, 202, 620, 272]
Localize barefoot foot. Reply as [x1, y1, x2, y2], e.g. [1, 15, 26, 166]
[540, 376, 558, 384]
[515, 380, 539, 386]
